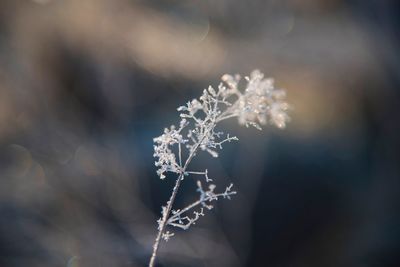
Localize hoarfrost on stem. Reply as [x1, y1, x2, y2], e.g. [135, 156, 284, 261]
[149, 70, 290, 267]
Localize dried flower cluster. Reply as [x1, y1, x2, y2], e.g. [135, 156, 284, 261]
[149, 70, 290, 267]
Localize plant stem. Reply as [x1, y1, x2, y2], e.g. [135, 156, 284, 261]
[167, 191, 236, 227]
[148, 172, 183, 267]
[148, 135, 206, 267]
[149, 107, 238, 266]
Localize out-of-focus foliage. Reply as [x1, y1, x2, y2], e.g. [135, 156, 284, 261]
[0, 0, 399, 266]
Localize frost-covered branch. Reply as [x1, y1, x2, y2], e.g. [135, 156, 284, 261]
[167, 181, 236, 230]
[185, 169, 212, 182]
[149, 70, 290, 267]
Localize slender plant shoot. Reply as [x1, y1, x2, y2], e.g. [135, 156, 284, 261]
[149, 70, 290, 266]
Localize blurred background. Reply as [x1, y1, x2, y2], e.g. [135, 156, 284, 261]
[0, 0, 399, 266]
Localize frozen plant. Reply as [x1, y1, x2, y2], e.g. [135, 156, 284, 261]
[149, 70, 290, 267]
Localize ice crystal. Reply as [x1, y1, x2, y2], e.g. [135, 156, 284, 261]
[161, 231, 174, 242]
[153, 121, 188, 179]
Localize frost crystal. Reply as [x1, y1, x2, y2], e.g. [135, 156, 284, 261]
[153, 122, 188, 179]
[161, 231, 174, 242]
[152, 70, 290, 243]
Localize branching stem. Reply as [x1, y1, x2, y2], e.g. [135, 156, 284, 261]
[149, 70, 289, 267]
[148, 133, 209, 267]
[167, 191, 236, 226]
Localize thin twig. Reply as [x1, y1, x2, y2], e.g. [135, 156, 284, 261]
[167, 191, 236, 225]
[148, 133, 209, 267]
